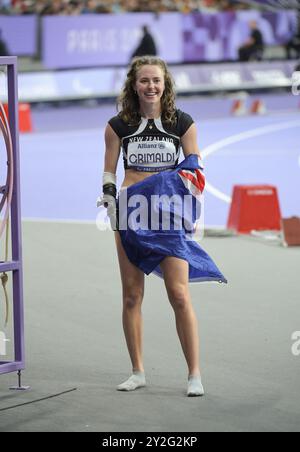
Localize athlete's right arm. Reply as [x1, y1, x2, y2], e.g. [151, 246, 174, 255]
[103, 123, 121, 174]
[97, 124, 121, 230]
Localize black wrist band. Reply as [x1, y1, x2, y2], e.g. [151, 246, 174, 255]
[103, 183, 117, 199]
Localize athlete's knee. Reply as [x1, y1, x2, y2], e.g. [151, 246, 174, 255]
[123, 289, 144, 310]
[167, 284, 190, 311]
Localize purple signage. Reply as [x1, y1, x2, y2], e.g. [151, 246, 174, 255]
[0, 15, 37, 56]
[42, 10, 297, 69]
[42, 13, 182, 69]
[1, 10, 294, 67]
[183, 10, 296, 62]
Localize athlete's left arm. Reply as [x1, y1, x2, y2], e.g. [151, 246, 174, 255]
[180, 123, 202, 159]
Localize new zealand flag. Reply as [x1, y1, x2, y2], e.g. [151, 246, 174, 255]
[117, 154, 227, 283]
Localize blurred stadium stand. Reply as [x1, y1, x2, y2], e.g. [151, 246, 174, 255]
[1, 1, 299, 15]
[0, 1, 266, 15]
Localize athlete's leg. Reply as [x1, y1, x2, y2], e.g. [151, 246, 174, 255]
[160, 256, 204, 395]
[115, 232, 145, 380]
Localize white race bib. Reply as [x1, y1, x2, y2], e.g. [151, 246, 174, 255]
[127, 140, 177, 170]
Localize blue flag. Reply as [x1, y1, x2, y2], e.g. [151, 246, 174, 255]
[117, 154, 227, 283]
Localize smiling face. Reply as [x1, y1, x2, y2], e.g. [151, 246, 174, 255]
[134, 64, 165, 110]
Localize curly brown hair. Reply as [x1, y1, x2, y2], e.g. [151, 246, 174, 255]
[117, 56, 177, 126]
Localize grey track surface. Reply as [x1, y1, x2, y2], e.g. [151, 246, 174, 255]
[0, 221, 300, 432]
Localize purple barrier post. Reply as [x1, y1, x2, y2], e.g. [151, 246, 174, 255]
[0, 57, 29, 390]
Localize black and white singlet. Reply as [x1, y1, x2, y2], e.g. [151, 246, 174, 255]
[108, 109, 194, 172]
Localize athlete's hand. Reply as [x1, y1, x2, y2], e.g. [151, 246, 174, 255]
[97, 194, 117, 230]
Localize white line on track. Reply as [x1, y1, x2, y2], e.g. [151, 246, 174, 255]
[201, 119, 300, 203]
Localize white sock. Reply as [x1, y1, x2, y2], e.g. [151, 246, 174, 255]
[187, 375, 204, 397]
[117, 371, 146, 392]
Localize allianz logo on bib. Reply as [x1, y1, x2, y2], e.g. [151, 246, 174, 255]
[136, 142, 166, 149]
[137, 143, 160, 149]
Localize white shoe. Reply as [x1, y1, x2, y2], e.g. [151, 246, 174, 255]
[187, 376, 204, 397]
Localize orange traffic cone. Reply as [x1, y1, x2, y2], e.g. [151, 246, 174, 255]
[231, 98, 247, 116]
[250, 99, 266, 115]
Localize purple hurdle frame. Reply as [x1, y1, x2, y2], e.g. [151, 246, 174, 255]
[0, 57, 27, 389]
